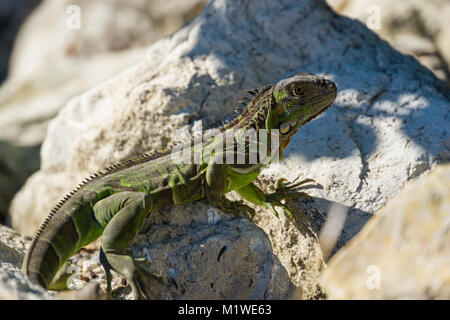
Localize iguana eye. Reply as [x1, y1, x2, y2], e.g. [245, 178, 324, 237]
[292, 85, 306, 97]
[279, 122, 290, 134]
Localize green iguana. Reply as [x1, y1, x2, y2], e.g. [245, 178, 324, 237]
[23, 73, 337, 299]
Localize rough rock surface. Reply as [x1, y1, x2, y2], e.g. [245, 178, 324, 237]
[0, 263, 53, 299]
[10, 0, 450, 298]
[128, 203, 292, 299]
[0, 225, 52, 299]
[327, 0, 450, 85]
[322, 164, 450, 299]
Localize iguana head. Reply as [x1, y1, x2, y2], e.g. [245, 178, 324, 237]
[267, 73, 337, 150]
[222, 73, 336, 156]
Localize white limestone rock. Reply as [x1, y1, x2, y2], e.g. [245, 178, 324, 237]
[0, 225, 52, 299]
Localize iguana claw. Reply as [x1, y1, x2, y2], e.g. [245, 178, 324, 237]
[266, 177, 315, 219]
[275, 177, 315, 192]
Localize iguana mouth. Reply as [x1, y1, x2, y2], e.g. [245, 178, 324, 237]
[302, 98, 335, 125]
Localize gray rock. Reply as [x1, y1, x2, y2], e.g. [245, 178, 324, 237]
[0, 263, 53, 299]
[321, 164, 450, 299]
[128, 203, 292, 299]
[0, 224, 52, 299]
[0, 224, 29, 263]
[10, 0, 450, 299]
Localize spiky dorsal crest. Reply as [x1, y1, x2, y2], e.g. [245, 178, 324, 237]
[221, 85, 273, 132]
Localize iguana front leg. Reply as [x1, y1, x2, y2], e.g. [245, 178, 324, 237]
[236, 179, 312, 218]
[205, 155, 255, 218]
[93, 191, 152, 299]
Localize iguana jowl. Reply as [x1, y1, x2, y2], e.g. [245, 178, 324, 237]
[23, 73, 337, 299]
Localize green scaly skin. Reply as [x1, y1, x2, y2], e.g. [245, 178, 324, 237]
[23, 73, 337, 299]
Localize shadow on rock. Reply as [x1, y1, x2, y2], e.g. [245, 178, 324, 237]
[290, 195, 372, 261]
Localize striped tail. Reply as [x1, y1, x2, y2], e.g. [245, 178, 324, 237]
[22, 147, 161, 287]
[23, 193, 102, 289]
